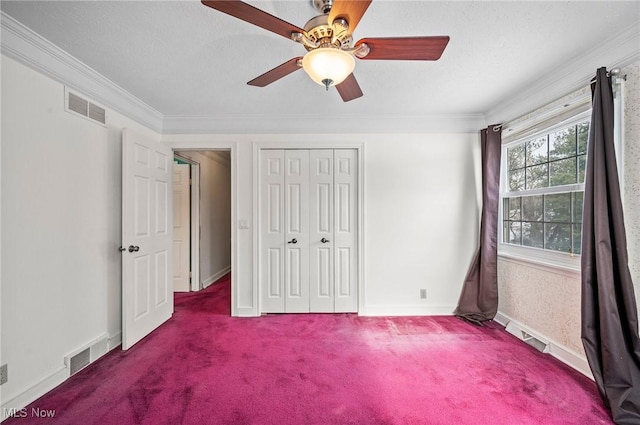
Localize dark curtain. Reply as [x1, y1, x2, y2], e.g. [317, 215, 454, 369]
[581, 67, 640, 424]
[454, 124, 502, 324]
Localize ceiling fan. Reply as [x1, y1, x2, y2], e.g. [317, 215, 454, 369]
[201, 0, 450, 102]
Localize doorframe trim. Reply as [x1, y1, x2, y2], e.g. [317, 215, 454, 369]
[252, 141, 365, 315]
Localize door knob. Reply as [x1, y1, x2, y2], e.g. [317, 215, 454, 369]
[287, 238, 298, 244]
[321, 238, 330, 243]
[128, 245, 140, 253]
[118, 246, 126, 252]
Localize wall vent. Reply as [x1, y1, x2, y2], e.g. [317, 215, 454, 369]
[505, 321, 550, 353]
[64, 334, 110, 376]
[67, 348, 90, 376]
[64, 88, 107, 126]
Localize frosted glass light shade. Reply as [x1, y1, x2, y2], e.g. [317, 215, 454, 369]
[302, 48, 355, 87]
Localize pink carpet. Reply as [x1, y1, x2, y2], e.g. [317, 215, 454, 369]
[4, 274, 612, 424]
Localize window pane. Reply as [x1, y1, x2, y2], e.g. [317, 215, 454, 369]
[526, 136, 548, 166]
[506, 197, 521, 220]
[578, 155, 587, 183]
[526, 164, 548, 189]
[523, 222, 544, 248]
[504, 221, 522, 245]
[578, 121, 589, 154]
[572, 224, 582, 255]
[572, 191, 584, 223]
[549, 126, 577, 160]
[509, 169, 525, 191]
[545, 223, 571, 252]
[500, 117, 589, 257]
[507, 144, 525, 170]
[522, 195, 543, 221]
[545, 193, 571, 222]
[549, 157, 577, 186]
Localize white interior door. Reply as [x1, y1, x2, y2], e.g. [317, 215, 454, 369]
[284, 150, 310, 312]
[309, 150, 335, 312]
[172, 163, 190, 292]
[122, 129, 173, 350]
[333, 149, 358, 312]
[260, 150, 285, 313]
[259, 148, 357, 314]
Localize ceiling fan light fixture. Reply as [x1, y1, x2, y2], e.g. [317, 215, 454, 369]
[302, 47, 355, 89]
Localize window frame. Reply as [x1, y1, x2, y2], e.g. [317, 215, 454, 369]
[498, 110, 592, 272]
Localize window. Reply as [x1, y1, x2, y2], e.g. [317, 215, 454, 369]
[501, 113, 590, 263]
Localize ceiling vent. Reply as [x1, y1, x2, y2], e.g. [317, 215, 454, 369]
[65, 87, 107, 126]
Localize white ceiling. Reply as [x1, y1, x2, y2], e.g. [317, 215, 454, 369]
[1, 1, 639, 133]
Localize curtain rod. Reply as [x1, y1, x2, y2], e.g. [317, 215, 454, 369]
[501, 67, 627, 134]
[590, 67, 625, 84]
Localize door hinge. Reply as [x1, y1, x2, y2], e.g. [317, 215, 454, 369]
[189, 271, 192, 278]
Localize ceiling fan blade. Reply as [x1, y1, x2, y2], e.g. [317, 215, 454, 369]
[328, 0, 372, 33]
[355, 36, 450, 60]
[336, 73, 363, 102]
[247, 57, 303, 87]
[201, 0, 304, 40]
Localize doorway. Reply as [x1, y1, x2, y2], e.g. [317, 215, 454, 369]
[173, 150, 232, 294]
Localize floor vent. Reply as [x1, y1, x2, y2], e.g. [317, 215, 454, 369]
[65, 88, 107, 126]
[64, 334, 110, 376]
[505, 321, 550, 353]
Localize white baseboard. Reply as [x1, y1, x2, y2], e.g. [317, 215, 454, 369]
[495, 311, 593, 379]
[202, 266, 231, 289]
[493, 311, 510, 327]
[359, 305, 456, 316]
[0, 331, 122, 422]
[234, 307, 259, 317]
[107, 331, 122, 351]
[1, 367, 68, 421]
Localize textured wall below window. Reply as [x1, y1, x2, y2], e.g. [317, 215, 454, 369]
[622, 61, 640, 313]
[497, 259, 583, 355]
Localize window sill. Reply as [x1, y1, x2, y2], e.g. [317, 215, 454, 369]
[498, 245, 581, 278]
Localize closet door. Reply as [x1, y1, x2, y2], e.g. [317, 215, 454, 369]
[309, 150, 335, 312]
[334, 149, 358, 312]
[260, 150, 285, 313]
[284, 150, 310, 312]
[260, 148, 357, 314]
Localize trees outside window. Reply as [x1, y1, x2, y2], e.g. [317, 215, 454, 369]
[502, 118, 589, 255]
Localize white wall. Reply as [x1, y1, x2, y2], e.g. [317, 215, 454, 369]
[175, 151, 232, 287]
[165, 133, 481, 316]
[0, 55, 161, 412]
[362, 134, 480, 314]
[497, 60, 640, 374]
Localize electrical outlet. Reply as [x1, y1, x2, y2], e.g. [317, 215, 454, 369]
[0, 364, 8, 385]
[420, 289, 427, 300]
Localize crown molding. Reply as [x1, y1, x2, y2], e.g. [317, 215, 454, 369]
[1, 12, 164, 133]
[0, 9, 482, 135]
[162, 113, 486, 134]
[485, 22, 640, 125]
